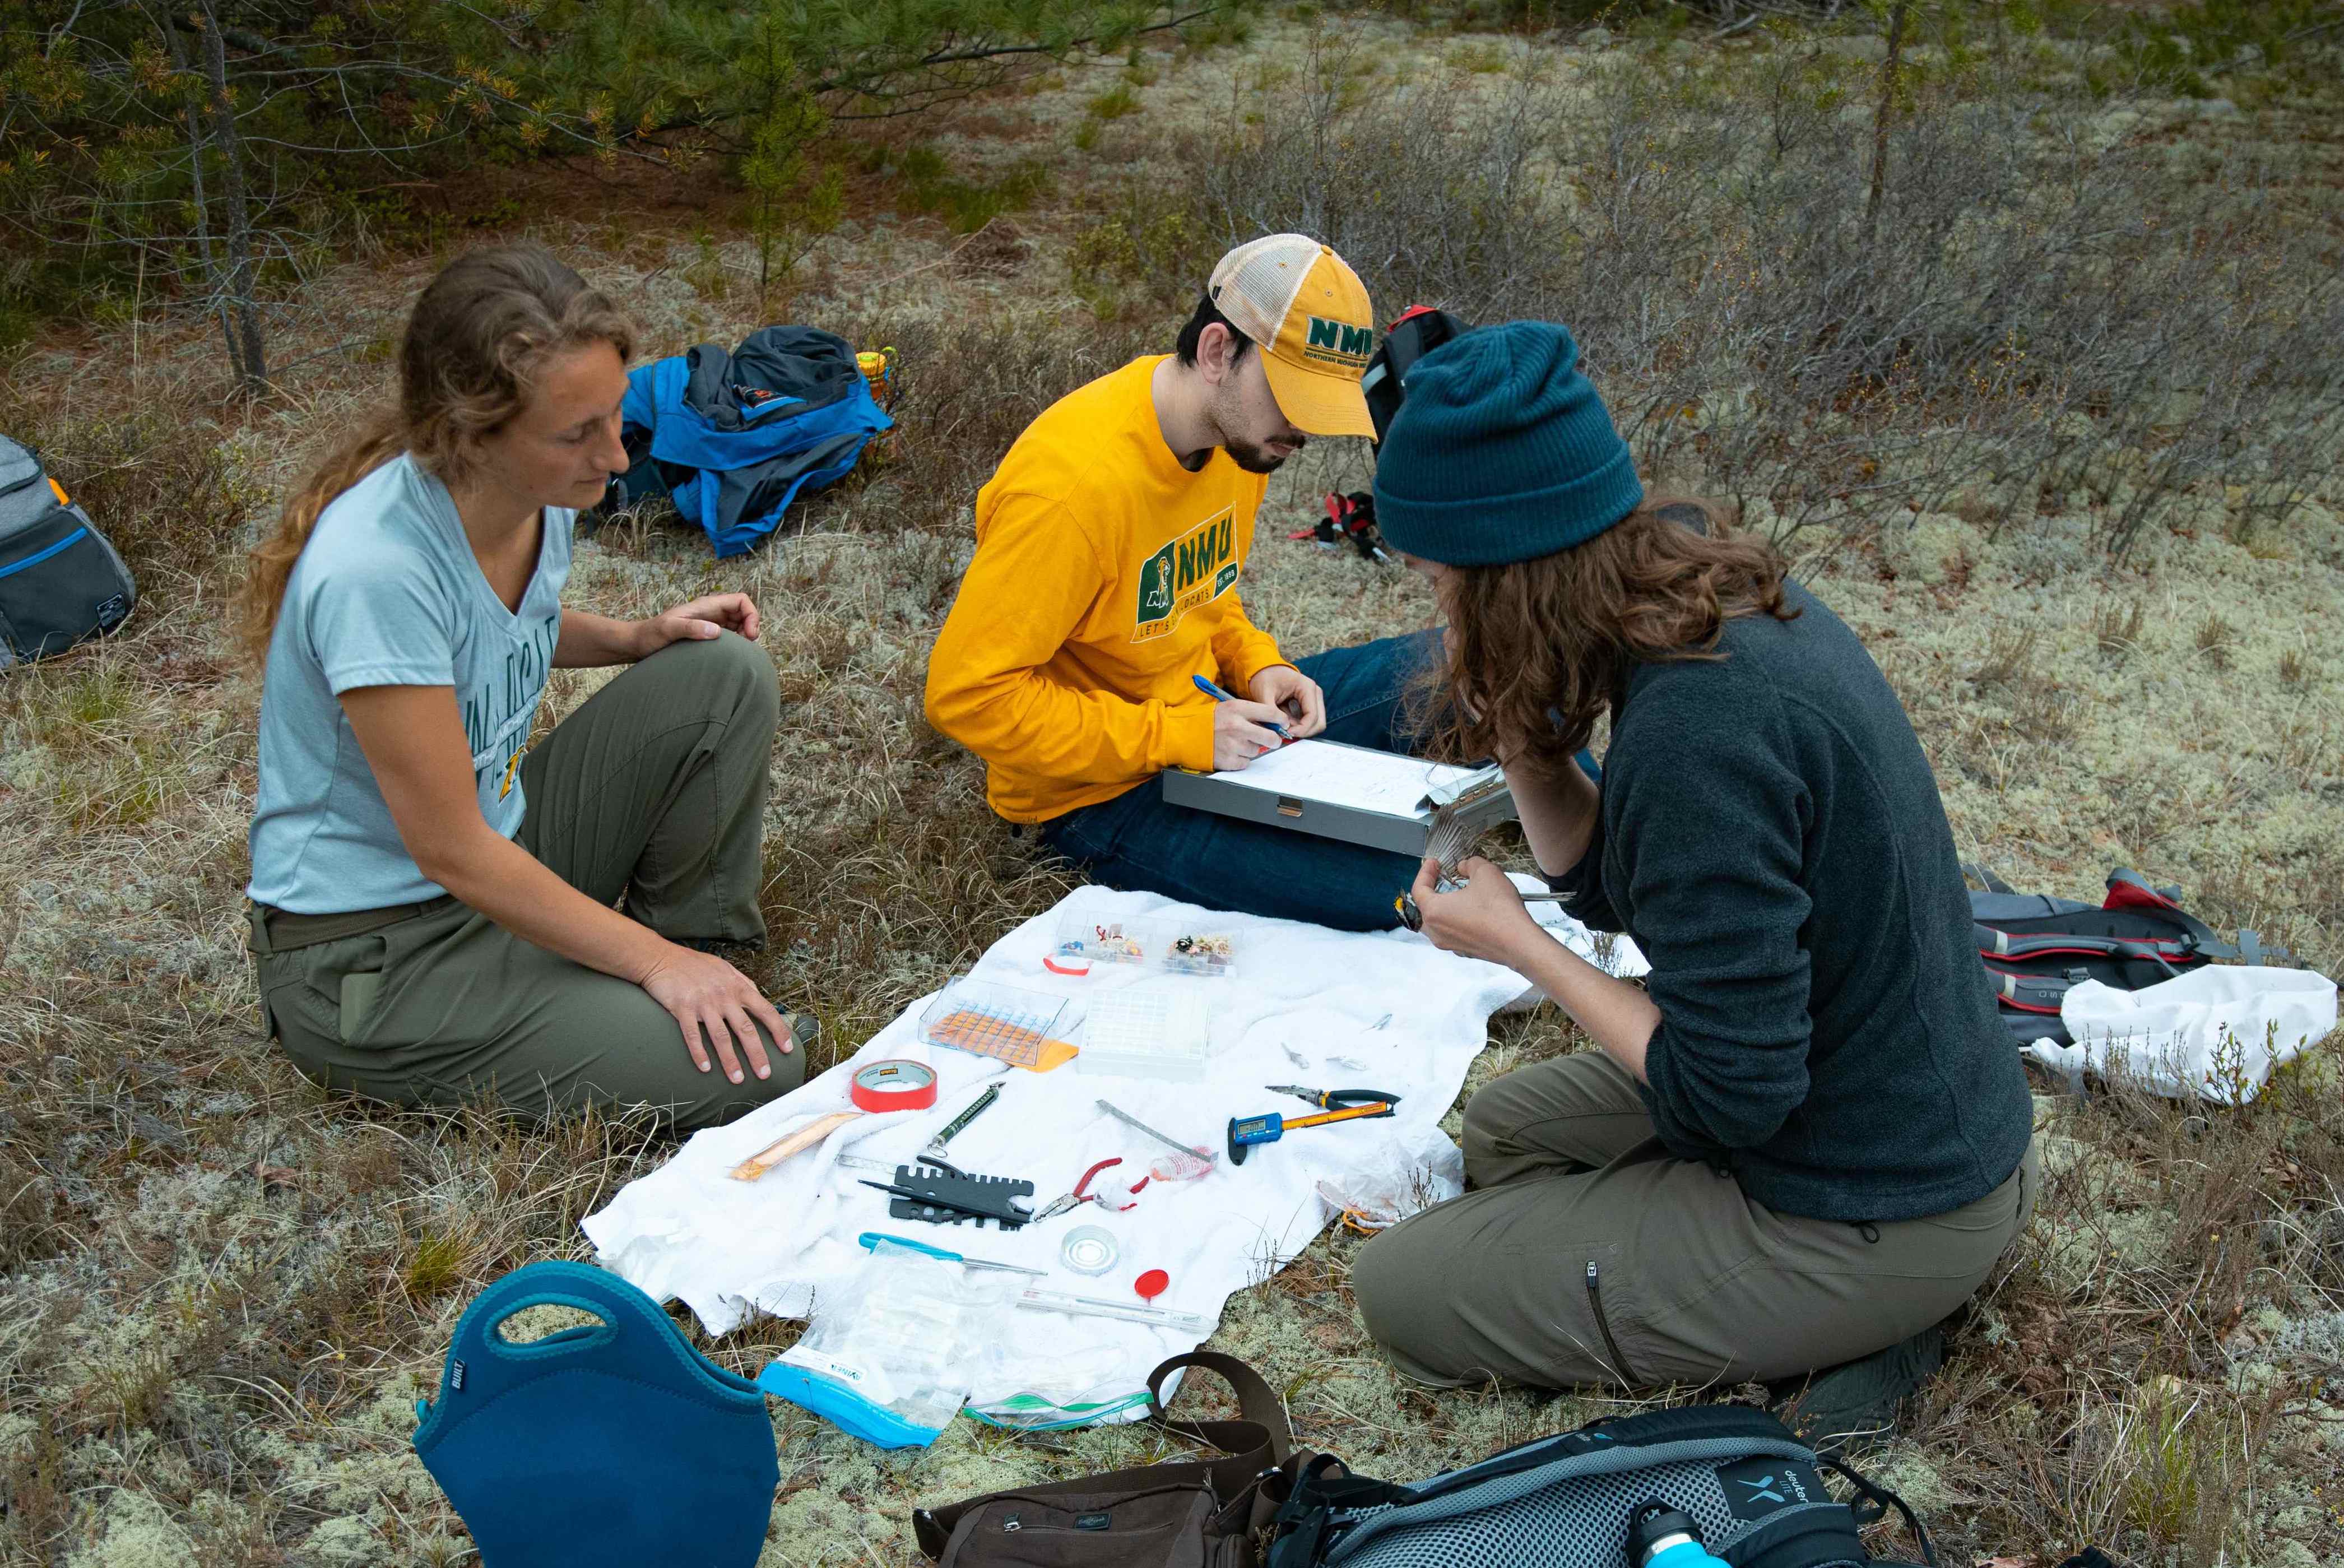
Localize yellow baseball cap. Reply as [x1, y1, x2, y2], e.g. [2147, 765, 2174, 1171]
[1206, 235, 1376, 438]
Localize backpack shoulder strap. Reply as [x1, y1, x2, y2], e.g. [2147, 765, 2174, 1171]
[1145, 1350, 1294, 1490]
[1265, 1454, 1414, 1568]
[2105, 870, 2299, 967]
[1821, 1454, 1937, 1567]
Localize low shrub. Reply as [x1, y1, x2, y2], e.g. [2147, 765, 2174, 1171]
[1185, 31, 2344, 558]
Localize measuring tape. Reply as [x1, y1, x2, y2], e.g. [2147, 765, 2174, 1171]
[849, 1059, 939, 1113]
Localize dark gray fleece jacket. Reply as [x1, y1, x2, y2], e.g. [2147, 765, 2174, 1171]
[1549, 579, 2032, 1223]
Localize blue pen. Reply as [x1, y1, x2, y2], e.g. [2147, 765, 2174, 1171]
[1191, 674, 1291, 740]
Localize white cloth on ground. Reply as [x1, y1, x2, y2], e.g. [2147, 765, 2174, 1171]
[581, 884, 1644, 1412]
[2023, 964, 2338, 1104]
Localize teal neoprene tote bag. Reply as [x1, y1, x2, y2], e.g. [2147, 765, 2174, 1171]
[413, 1260, 777, 1567]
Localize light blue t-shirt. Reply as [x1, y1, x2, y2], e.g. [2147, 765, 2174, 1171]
[247, 452, 572, 913]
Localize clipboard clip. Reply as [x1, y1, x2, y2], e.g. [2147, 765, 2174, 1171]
[1418, 762, 1508, 813]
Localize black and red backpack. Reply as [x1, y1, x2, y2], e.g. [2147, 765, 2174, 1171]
[1298, 306, 1475, 563]
[1970, 865, 2297, 1047]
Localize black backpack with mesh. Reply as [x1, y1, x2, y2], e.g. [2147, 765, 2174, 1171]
[1265, 1404, 1932, 1568]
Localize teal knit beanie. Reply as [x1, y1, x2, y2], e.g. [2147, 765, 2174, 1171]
[1371, 321, 1644, 567]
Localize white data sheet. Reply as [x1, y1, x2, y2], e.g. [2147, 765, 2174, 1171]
[1208, 739, 1483, 818]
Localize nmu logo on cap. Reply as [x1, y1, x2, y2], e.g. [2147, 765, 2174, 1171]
[1306, 316, 1376, 367]
[1206, 234, 1377, 439]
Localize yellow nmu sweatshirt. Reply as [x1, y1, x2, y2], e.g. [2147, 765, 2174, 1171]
[925, 356, 1288, 822]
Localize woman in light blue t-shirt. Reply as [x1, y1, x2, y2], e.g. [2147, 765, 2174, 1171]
[239, 243, 810, 1128]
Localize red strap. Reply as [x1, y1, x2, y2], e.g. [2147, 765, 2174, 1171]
[2103, 869, 2183, 913]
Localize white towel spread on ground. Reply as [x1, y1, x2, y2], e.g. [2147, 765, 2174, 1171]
[2023, 965, 2338, 1104]
[582, 885, 1644, 1409]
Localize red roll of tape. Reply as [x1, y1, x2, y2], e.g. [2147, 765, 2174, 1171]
[849, 1059, 940, 1113]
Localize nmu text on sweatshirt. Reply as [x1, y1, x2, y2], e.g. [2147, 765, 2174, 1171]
[925, 356, 1288, 822]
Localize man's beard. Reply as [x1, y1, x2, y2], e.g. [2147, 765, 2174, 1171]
[1208, 380, 1305, 474]
[1222, 433, 1304, 475]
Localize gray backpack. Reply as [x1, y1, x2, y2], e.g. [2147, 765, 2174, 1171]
[1265, 1404, 1933, 1568]
[0, 435, 137, 667]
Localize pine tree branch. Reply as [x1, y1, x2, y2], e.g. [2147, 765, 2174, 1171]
[809, 5, 1222, 95]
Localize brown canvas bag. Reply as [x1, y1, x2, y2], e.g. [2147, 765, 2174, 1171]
[911, 1352, 1310, 1568]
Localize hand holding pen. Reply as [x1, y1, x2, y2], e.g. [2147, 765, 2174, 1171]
[1194, 674, 1293, 770]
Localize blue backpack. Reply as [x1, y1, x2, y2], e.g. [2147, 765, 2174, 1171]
[413, 1261, 777, 1567]
[612, 324, 892, 557]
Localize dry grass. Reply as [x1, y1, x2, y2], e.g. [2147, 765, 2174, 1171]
[4, 11, 2344, 1568]
[2092, 596, 2147, 658]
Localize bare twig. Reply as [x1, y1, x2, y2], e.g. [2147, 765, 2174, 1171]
[1864, 1, 1913, 245]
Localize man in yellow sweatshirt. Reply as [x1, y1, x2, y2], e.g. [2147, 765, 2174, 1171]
[925, 235, 1438, 930]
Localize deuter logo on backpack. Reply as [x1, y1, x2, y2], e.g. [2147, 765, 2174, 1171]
[1715, 1456, 1823, 1520]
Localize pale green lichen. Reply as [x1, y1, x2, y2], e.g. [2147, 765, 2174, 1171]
[81, 1491, 198, 1568]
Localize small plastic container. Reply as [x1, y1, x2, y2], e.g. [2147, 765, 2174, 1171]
[1157, 929, 1238, 977]
[1051, 911, 1238, 978]
[917, 978, 1076, 1071]
[1076, 987, 1211, 1082]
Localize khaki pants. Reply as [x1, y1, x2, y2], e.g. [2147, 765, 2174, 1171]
[249, 632, 805, 1129]
[1353, 1051, 2036, 1390]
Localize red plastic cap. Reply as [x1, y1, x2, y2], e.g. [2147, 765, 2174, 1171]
[1134, 1269, 1169, 1302]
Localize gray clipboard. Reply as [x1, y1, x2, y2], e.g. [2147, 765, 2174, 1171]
[1159, 741, 1516, 857]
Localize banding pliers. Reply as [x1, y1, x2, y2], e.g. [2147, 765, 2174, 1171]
[1265, 1085, 1405, 1111]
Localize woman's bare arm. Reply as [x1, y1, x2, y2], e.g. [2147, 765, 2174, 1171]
[337, 683, 789, 1083]
[1410, 856, 1660, 1078]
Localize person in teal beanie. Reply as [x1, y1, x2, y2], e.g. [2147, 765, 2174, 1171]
[1370, 321, 1645, 563]
[1352, 321, 2037, 1446]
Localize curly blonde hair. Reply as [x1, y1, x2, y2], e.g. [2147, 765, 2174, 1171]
[235, 242, 634, 665]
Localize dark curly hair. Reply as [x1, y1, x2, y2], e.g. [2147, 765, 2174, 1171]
[1418, 497, 1799, 776]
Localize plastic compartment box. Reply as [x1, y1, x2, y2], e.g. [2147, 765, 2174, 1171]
[1075, 986, 1211, 1082]
[1050, 911, 1238, 978]
[917, 978, 1078, 1071]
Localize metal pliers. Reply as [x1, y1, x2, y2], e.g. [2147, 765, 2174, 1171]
[1035, 1156, 1139, 1221]
[1265, 1085, 1406, 1111]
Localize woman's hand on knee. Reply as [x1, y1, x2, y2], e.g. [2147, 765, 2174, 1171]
[637, 944, 792, 1084]
[635, 592, 762, 655]
[1414, 856, 1543, 969]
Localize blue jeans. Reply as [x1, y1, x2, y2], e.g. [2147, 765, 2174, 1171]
[1036, 631, 1441, 932]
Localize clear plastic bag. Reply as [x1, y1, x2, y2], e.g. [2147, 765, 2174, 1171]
[966, 1343, 1154, 1430]
[764, 1240, 1010, 1446]
[1051, 910, 1240, 977]
[1313, 1124, 1464, 1232]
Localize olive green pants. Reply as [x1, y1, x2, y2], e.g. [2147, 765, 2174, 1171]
[1353, 1052, 2036, 1391]
[250, 632, 805, 1129]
